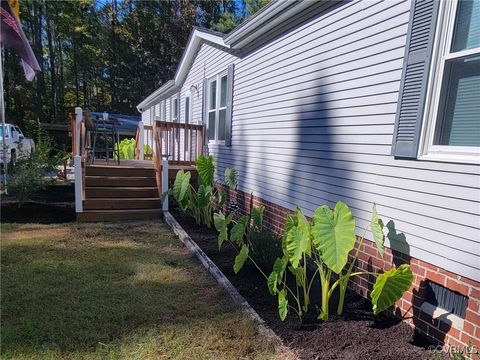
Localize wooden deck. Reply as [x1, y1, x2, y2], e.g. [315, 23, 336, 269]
[72, 113, 204, 222]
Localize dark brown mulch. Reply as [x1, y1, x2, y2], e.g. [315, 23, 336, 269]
[1, 183, 75, 224]
[171, 209, 439, 360]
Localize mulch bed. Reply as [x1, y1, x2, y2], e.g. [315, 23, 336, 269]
[1, 183, 75, 224]
[171, 209, 440, 360]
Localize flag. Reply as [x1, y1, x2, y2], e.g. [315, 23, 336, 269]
[0, 0, 40, 81]
[8, 0, 18, 19]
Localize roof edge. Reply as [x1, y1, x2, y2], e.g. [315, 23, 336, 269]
[137, 29, 228, 112]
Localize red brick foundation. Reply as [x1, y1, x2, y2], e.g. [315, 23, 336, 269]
[220, 185, 480, 349]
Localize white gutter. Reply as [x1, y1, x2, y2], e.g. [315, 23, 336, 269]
[226, 0, 332, 49]
[137, 80, 174, 112]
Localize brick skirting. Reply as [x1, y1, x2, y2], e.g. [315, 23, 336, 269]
[219, 184, 480, 348]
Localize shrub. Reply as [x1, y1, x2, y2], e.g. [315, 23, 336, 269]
[172, 155, 229, 227]
[214, 199, 414, 323]
[249, 228, 283, 273]
[268, 202, 413, 321]
[8, 135, 64, 206]
[114, 138, 136, 160]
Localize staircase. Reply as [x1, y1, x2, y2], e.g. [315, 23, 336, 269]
[77, 163, 162, 222]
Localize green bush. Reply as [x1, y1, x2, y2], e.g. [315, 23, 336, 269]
[114, 138, 136, 160]
[249, 228, 283, 273]
[8, 135, 64, 206]
[172, 155, 228, 228]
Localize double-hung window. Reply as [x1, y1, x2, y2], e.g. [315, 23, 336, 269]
[207, 71, 228, 142]
[171, 96, 179, 123]
[421, 0, 480, 162]
[185, 93, 191, 124]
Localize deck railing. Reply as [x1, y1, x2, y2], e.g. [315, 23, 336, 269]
[153, 120, 205, 166]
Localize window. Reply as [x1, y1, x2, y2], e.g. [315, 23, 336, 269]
[171, 96, 179, 122]
[207, 71, 228, 142]
[185, 94, 190, 124]
[422, 0, 480, 162]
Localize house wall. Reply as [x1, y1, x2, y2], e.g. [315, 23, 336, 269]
[206, 0, 479, 284]
[139, 0, 480, 347]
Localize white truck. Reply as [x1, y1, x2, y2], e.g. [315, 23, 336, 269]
[0, 124, 35, 166]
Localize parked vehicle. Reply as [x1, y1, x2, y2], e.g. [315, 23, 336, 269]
[0, 124, 34, 166]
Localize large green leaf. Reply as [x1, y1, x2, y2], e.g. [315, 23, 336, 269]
[197, 184, 208, 208]
[267, 256, 288, 295]
[251, 205, 265, 230]
[370, 203, 385, 257]
[233, 244, 249, 274]
[172, 170, 191, 203]
[371, 264, 413, 315]
[278, 289, 288, 321]
[285, 224, 309, 269]
[311, 201, 356, 274]
[285, 208, 311, 268]
[272, 256, 288, 279]
[288, 266, 305, 288]
[231, 215, 248, 246]
[196, 155, 215, 186]
[282, 214, 296, 253]
[224, 167, 238, 189]
[217, 189, 226, 207]
[214, 212, 233, 250]
[267, 272, 278, 295]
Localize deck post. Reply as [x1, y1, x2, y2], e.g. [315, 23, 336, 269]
[74, 107, 83, 213]
[138, 121, 144, 160]
[162, 159, 169, 211]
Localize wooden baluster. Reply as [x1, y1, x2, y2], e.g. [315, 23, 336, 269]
[177, 123, 180, 164]
[189, 124, 193, 164]
[184, 124, 187, 164]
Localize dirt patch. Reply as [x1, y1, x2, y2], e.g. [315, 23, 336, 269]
[171, 210, 439, 360]
[1, 183, 75, 224]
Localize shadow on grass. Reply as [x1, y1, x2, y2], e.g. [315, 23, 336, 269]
[0, 223, 261, 358]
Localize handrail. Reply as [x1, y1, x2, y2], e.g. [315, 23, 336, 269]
[153, 120, 205, 166]
[151, 120, 205, 198]
[135, 127, 140, 160]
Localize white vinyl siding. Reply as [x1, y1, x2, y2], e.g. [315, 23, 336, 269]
[141, 0, 480, 281]
[210, 0, 479, 281]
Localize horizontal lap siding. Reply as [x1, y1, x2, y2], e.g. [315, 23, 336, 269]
[208, 0, 480, 281]
[178, 44, 238, 125]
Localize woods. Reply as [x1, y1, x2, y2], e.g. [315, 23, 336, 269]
[3, 0, 268, 135]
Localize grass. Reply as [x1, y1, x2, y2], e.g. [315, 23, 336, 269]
[1, 221, 285, 359]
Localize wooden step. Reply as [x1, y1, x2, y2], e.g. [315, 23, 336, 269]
[86, 166, 155, 177]
[84, 198, 161, 210]
[77, 209, 162, 222]
[85, 176, 157, 187]
[85, 187, 159, 198]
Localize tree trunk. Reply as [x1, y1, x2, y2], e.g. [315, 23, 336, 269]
[45, 3, 57, 122]
[33, 1, 45, 122]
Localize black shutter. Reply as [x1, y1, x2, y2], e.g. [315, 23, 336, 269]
[392, 0, 440, 158]
[225, 64, 235, 147]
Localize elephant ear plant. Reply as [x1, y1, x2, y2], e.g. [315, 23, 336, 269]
[268, 202, 413, 322]
[172, 155, 227, 227]
[214, 204, 266, 273]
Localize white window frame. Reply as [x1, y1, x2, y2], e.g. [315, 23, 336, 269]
[158, 100, 163, 121]
[184, 90, 191, 124]
[420, 0, 480, 164]
[171, 95, 179, 123]
[207, 70, 227, 144]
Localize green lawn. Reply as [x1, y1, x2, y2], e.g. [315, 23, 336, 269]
[1, 221, 283, 359]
